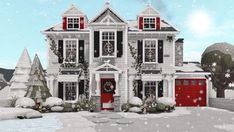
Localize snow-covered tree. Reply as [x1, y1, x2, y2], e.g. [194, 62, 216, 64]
[201, 43, 234, 98]
[10, 48, 31, 97]
[25, 54, 51, 102]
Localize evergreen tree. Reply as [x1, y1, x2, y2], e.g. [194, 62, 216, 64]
[25, 54, 51, 102]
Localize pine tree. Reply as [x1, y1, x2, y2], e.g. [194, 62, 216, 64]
[25, 54, 51, 102]
[10, 48, 31, 97]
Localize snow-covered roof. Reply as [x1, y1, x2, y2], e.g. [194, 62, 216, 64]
[16, 48, 31, 69]
[175, 63, 204, 72]
[139, 4, 160, 16]
[62, 4, 84, 17]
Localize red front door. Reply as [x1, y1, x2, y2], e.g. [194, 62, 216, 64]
[101, 78, 115, 110]
[175, 79, 207, 107]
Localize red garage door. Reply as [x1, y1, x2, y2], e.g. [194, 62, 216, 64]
[175, 79, 207, 106]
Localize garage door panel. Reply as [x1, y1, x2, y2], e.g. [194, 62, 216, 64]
[175, 79, 207, 107]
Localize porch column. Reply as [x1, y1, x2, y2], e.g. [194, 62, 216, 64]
[163, 79, 168, 97]
[114, 73, 119, 96]
[168, 79, 172, 98]
[129, 76, 134, 100]
[95, 74, 100, 96]
[49, 76, 54, 96]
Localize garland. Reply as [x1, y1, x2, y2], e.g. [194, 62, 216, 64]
[47, 36, 90, 98]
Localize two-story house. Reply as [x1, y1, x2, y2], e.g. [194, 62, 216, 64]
[43, 2, 211, 111]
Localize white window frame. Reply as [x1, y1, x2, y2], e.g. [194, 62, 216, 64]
[67, 17, 80, 30]
[100, 29, 117, 58]
[143, 81, 158, 100]
[63, 39, 79, 63]
[63, 82, 79, 103]
[143, 39, 158, 63]
[143, 17, 156, 30]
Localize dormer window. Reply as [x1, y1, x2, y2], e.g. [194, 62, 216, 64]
[143, 17, 156, 30]
[67, 17, 80, 30]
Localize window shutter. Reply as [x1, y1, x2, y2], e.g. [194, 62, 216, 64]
[58, 40, 64, 63]
[158, 81, 163, 97]
[79, 40, 84, 63]
[137, 80, 143, 99]
[62, 17, 67, 30]
[158, 40, 163, 63]
[137, 40, 143, 63]
[79, 80, 85, 95]
[80, 17, 84, 29]
[58, 82, 63, 100]
[117, 31, 123, 57]
[139, 17, 143, 30]
[156, 17, 160, 30]
[94, 31, 100, 57]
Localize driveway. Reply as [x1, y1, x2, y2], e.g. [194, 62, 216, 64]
[85, 107, 234, 132]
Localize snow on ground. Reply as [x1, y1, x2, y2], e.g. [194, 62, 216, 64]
[0, 115, 62, 132]
[118, 107, 190, 119]
[0, 107, 37, 120]
[53, 111, 97, 132]
[214, 124, 234, 132]
[0, 86, 10, 99]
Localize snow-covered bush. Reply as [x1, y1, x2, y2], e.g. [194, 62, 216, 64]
[129, 107, 142, 113]
[63, 103, 74, 112]
[44, 97, 63, 107]
[51, 106, 64, 112]
[129, 97, 143, 107]
[121, 103, 130, 112]
[15, 97, 35, 108]
[25, 111, 42, 119]
[143, 98, 158, 113]
[157, 97, 176, 107]
[76, 95, 95, 112]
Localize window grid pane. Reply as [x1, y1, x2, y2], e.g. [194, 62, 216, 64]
[144, 40, 156, 62]
[65, 40, 77, 62]
[102, 31, 115, 56]
[65, 82, 77, 101]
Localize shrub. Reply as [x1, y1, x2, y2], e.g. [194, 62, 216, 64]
[121, 103, 130, 112]
[157, 97, 176, 112]
[76, 95, 95, 112]
[15, 97, 36, 108]
[142, 97, 158, 113]
[63, 103, 74, 112]
[156, 103, 166, 112]
[44, 97, 63, 107]
[129, 97, 143, 107]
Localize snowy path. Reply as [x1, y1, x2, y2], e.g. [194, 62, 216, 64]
[85, 107, 234, 132]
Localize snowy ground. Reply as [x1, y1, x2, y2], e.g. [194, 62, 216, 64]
[1, 107, 234, 132]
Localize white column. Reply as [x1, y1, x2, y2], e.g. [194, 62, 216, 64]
[163, 79, 168, 97]
[114, 73, 119, 96]
[95, 74, 100, 96]
[168, 79, 172, 98]
[89, 73, 93, 99]
[49, 76, 54, 96]
[129, 76, 134, 99]
[172, 79, 175, 100]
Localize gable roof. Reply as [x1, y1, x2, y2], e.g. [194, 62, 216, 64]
[139, 4, 160, 16]
[92, 60, 122, 73]
[62, 4, 84, 16]
[90, 3, 126, 23]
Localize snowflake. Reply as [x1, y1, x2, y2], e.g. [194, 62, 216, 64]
[225, 73, 230, 78]
[212, 62, 217, 67]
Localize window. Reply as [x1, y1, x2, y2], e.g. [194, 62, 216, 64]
[183, 80, 189, 86]
[101, 31, 116, 57]
[143, 17, 156, 30]
[144, 81, 156, 99]
[143, 40, 157, 63]
[191, 80, 197, 86]
[67, 17, 80, 30]
[198, 80, 205, 86]
[64, 39, 78, 63]
[64, 82, 77, 101]
[176, 80, 182, 86]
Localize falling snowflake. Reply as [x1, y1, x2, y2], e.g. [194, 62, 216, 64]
[225, 73, 230, 78]
[212, 62, 217, 67]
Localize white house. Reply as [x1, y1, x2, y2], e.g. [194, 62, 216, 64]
[42, 2, 211, 111]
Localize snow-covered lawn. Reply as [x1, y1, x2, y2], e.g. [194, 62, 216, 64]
[1, 107, 234, 132]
